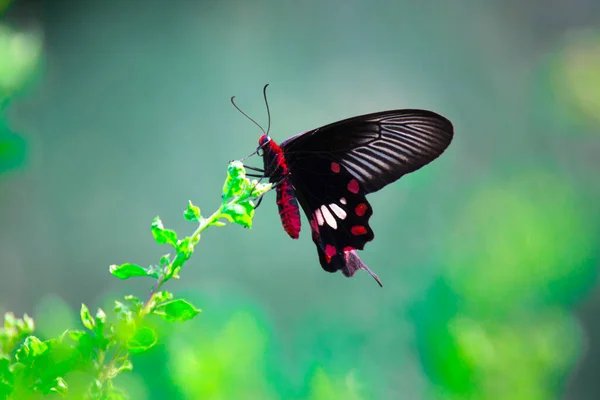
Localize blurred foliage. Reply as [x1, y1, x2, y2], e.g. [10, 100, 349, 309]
[446, 172, 596, 313]
[554, 30, 600, 127]
[0, 163, 270, 399]
[1, 1, 600, 399]
[0, 120, 25, 175]
[0, 2, 41, 176]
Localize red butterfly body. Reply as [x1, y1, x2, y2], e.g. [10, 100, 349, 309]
[254, 108, 454, 286]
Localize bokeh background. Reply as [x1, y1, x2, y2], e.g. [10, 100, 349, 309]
[1, 0, 599, 399]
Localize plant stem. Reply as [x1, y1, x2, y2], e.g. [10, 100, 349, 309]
[96, 204, 226, 395]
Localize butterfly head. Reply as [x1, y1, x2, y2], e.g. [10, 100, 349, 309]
[257, 134, 271, 156]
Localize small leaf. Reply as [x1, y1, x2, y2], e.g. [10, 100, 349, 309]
[46, 377, 68, 396]
[159, 253, 171, 267]
[14, 314, 34, 335]
[221, 200, 254, 228]
[151, 216, 178, 247]
[124, 295, 142, 311]
[110, 263, 153, 280]
[26, 336, 48, 356]
[22, 314, 34, 334]
[67, 330, 86, 342]
[95, 309, 106, 326]
[126, 327, 157, 354]
[176, 237, 194, 260]
[222, 161, 247, 201]
[212, 220, 227, 227]
[94, 309, 107, 349]
[184, 200, 202, 222]
[15, 336, 48, 363]
[80, 304, 95, 330]
[153, 299, 201, 322]
[3, 313, 15, 328]
[153, 291, 173, 305]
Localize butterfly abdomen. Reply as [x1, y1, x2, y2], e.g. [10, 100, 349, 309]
[276, 181, 301, 239]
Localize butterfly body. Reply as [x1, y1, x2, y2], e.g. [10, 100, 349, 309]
[254, 109, 454, 286]
[260, 135, 302, 239]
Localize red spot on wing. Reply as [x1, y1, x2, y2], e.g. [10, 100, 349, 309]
[331, 162, 341, 173]
[347, 179, 360, 194]
[343, 246, 354, 253]
[325, 244, 337, 257]
[355, 203, 368, 216]
[351, 225, 368, 236]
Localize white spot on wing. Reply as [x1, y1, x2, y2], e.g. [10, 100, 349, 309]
[340, 197, 347, 205]
[329, 203, 347, 219]
[315, 209, 324, 226]
[320, 205, 338, 229]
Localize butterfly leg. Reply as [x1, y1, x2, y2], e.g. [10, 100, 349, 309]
[252, 175, 288, 210]
[243, 165, 265, 173]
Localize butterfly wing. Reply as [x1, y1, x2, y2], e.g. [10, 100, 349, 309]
[287, 156, 382, 284]
[281, 109, 453, 282]
[281, 109, 454, 193]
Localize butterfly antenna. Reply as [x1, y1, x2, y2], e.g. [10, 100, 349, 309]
[263, 83, 271, 135]
[231, 95, 266, 134]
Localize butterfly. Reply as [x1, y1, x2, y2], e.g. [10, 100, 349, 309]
[234, 85, 454, 286]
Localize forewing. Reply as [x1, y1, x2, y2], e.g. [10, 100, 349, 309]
[281, 109, 453, 193]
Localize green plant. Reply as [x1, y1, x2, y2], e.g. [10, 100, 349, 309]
[0, 161, 271, 400]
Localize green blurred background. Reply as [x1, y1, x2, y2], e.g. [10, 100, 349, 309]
[1, 0, 599, 398]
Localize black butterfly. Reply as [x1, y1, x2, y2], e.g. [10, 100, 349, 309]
[234, 85, 453, 286]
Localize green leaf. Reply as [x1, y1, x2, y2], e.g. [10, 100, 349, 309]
[159, 254, 171, 267]
[151, 216, 178, 247]
[153, 299, 201, 322]
[126, 327, 157, 354]
[67, 330, 86, 342]
[176, 237, 194, 257]
[45, 377, 68, 396]
[184, 200, 202, 222]
[212, 220, 227, 227]
[110, 263, 155, 279]
[72, 331, 96, 363]
[123, 295, 142, 312]
[95, 308, 106, 327]
[26, 335, 47, 355]
[15, 314, 34, 335]
[2, 312, 15, 328]
[153, 291, 173, 305]
[80, 304, 95, 330]
[222, 161, 247, 201]
[94, 309, 110, 350]
[221, 200, 255, 228]
[15, 335, 48, 363]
